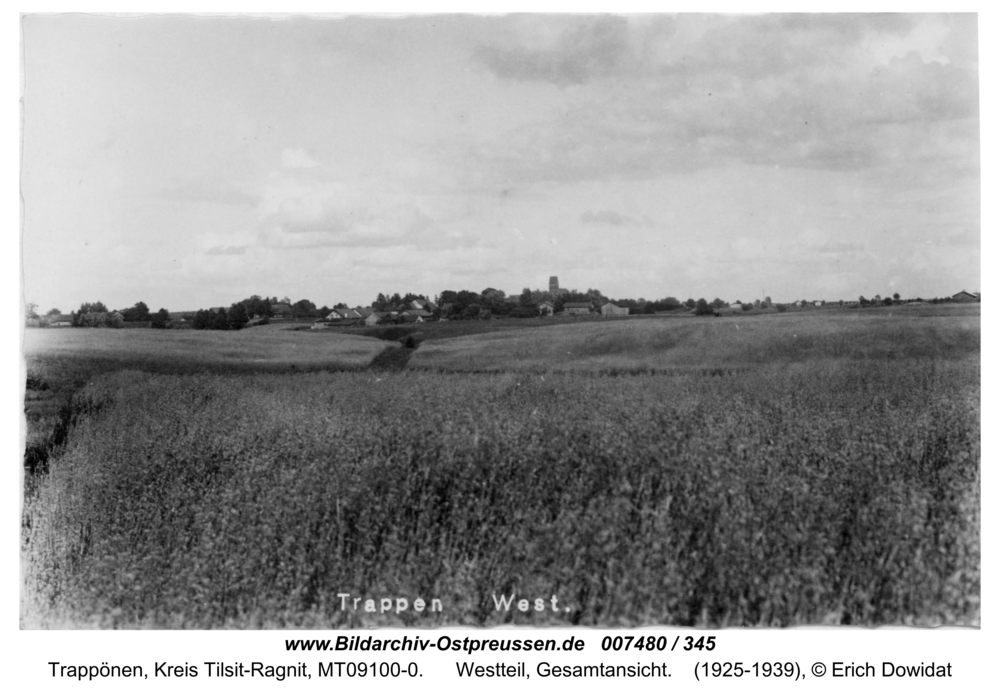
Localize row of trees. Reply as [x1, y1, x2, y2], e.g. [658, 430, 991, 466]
[373, 292, 427, 312]
[366, 288, 743, 320]
[858, 293, 902, 307]
[32, 286, 970, 331]
[191, 304, 249, 330]
[191, 295, 323, 330]
[59, 301, 174, 328]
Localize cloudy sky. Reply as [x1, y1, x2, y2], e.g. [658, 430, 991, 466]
[21, 13, 979, 311]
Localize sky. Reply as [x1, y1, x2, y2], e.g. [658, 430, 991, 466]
[20, 12, 981, 312]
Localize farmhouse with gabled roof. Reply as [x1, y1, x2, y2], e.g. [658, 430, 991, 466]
[601, 302, 629, 317]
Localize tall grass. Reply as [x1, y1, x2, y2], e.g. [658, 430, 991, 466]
[23, 356, 979, 627]
[22, 326, 385, 375]
[411, 312, 980, 373]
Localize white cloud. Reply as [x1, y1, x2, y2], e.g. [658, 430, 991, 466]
[580, 209, 651, 226]
[281, 148, 322, 169]
[255, 168, 444, 250]
[21, 14, 979, 309]
[466, 14, 978, 184]
[206, 245, 247, 256]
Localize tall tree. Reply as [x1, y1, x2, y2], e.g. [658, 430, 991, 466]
[241, 295, 270, 318]
[212, 308, 230, 330]
[122, 301, 151, 322]
[293, 299, 316, 317]
[151, 308, 170, 329]
[228, 303, 249, 330]
[519, 287, 534, 308]
[694, 298, 713, 316]
[79, 301, 108, 314]
[455, 290, 481, 311]
[480, 288, 506, 315]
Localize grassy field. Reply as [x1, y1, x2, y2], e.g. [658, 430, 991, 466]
[347, 313, 618, 344]
[21, 308, 980, 627]
[411, 307, 981, 373]
[23, 323, 386, 376]
[21, 327, 389, 479]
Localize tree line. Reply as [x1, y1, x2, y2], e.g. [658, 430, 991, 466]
[30, 287, 971, 331]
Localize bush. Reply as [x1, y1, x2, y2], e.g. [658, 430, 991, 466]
[366, 326, 414, 342]
[509, 307, 538, 319]
[694, 299, 714, 316]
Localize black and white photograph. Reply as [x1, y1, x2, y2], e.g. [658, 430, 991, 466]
[20, 11, 980, 630]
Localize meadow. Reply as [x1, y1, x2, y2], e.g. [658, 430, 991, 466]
[411, 307, 981, 373]
[22, 322, 386, 377]
[21, 326, 389, 479]
[21, 308, 980, 627]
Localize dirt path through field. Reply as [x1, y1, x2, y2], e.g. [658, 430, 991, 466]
[367, 344, 416, 371]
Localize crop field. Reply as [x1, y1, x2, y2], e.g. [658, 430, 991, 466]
[411, 307, 981, 374]
[21, 327, 389, 480]
[22, 323, 385, 377]
[21, 309, 979, 628]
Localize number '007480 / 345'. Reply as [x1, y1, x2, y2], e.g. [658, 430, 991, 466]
[599, 636, 716, 651]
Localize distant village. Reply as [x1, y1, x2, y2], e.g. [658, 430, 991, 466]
[25, 276, 981, 330]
